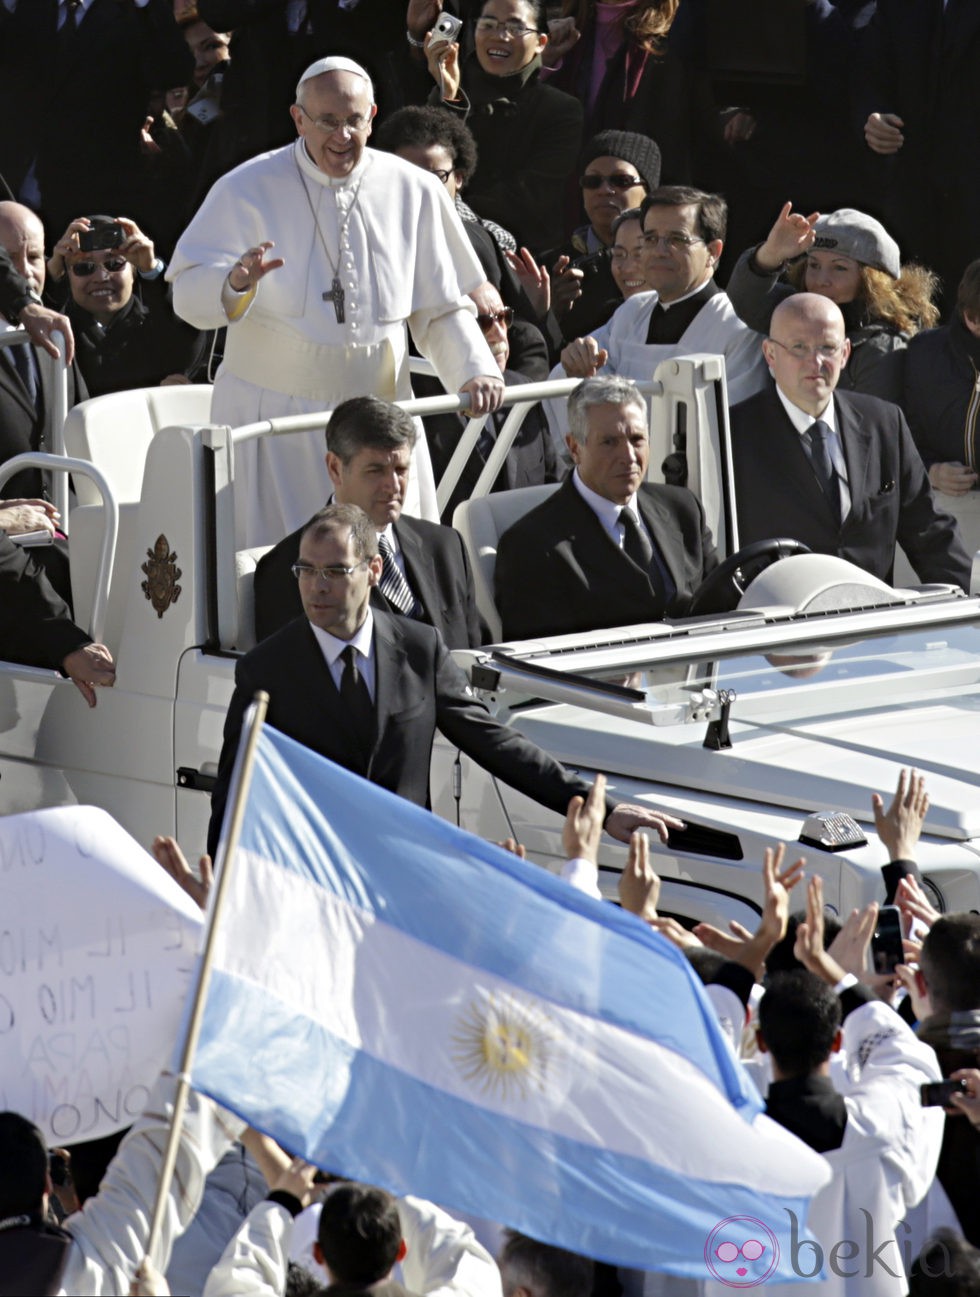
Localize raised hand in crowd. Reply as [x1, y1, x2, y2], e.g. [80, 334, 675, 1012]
[949, 1069, 980, 1129]
[541, 14, 580, 66]
[47, 217, 93, 285]
[0, 497, 59, 537]
[560, 334, 608, 378]
[407, 0, 445, 48]
[723, 111, 756, 144]
[894, 945, 932, 1022]
[562, 770, 607, 864]
[505, 246, 551, 318]
[549, 254, 585, 314]
[695, 843, 805, 981]
[752, 201, 820, 273]
[152, 834, 213, 910]
[794, 874, 851, 986]
[864, 111, 905, 156]
[63, 642, 116, 707]
[424, 30, 463, 103]
[896, 874, 941, 932]
[618, 827, 660, 923]
[498, 837, 527, 858]
[872, 766, 929, 863]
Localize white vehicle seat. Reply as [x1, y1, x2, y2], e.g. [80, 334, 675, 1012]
[63, 385, 214, 505]
[452, 484, 559, 642]
[234, 546, 272, 653]
[64, 386, 213, 648]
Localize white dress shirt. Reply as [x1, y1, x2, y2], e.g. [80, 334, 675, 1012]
[571, 468, 652, 550]
[308, 609, 376, 700]
[775, 387, 852, 521]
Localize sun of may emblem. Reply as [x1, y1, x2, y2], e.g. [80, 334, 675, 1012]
[451, 991, 556, 1101]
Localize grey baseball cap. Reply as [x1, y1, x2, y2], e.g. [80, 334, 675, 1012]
[812, 209, 900, 279]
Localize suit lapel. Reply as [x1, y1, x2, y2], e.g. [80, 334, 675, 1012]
[767, 390, 841, 531]
[636, 486, 684, 592]
[835, 394, 872, 518]
[369, 611, 408, 775]
[392, 518, 434, 620]
[0, 347, 38, 422]
[560, 476, 656, 602]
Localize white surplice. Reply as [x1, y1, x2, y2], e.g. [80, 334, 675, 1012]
[168, 142, 496, 547]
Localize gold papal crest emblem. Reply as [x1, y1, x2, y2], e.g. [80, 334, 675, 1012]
[451, 990, 556, 1101]
[141, 534, 182, 618]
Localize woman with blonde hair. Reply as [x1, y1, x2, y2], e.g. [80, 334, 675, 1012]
[727, 203, 939, 403]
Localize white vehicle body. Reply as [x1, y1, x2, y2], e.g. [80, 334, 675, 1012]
[1, 352, 978, 933]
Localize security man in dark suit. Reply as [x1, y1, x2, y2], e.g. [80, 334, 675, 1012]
[210, 503, 681, 855]
[254, 396, 486, 648]
[730, 293, 971, 590]
[495, 375, 719, 641]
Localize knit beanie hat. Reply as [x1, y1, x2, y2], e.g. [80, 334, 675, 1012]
[578, 130, 662, 192]
[812, 209, 901, 279]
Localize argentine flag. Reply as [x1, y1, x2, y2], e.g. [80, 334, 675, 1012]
[188, 724, 829, 1281]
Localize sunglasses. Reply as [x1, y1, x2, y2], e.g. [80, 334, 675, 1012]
[475, 307, 513, 332]
[580, 173, 643, 190]
[70, 257, 128, 277]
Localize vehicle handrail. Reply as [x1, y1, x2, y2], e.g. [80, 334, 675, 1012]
[227, 376, 665, 516]
[0, 452, 117, 645]
[0, 327, 70, 523]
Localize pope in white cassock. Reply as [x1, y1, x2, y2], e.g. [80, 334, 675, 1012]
[168, 56, 504, 548]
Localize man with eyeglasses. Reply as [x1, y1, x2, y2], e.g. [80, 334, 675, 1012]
[547, 186, 767, 453]
[420, 280, 558, 520]
[169, 55, 503, 549]
[208, 500, 685, 858]
[730, 293, 971, 590]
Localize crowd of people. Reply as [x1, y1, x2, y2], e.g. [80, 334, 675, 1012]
[2, 0, 980, 1294]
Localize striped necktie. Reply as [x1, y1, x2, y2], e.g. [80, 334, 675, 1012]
[378, 533, 419, 618]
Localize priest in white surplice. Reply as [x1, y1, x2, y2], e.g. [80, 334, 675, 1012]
[167, 56, 503, 548]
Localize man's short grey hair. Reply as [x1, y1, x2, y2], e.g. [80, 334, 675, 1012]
[566, 376, 646, 446]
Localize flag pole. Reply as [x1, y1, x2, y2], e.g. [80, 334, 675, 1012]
[144, 691, 270, 1268]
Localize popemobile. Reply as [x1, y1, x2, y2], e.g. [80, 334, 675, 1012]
[2, 347, 979, 931]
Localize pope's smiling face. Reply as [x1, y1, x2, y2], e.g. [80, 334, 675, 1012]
[291, 71, 377, 179]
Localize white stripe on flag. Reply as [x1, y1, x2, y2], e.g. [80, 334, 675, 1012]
[214, 848, 825, 1200]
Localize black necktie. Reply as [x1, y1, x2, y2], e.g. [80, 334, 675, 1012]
[804, 420, 841, 525]
[619, 507, 667, 604]
[58, 0, 81, 54]
[10, 344, 38, 409]
[339, 644, 375, 761]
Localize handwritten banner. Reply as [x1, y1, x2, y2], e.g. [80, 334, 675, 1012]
[0, 806, 203, 1144]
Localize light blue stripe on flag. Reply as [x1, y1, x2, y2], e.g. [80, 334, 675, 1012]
[189, 725, 830, 1280]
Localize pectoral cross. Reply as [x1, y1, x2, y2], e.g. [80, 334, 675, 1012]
[323, 277, 346, 324]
